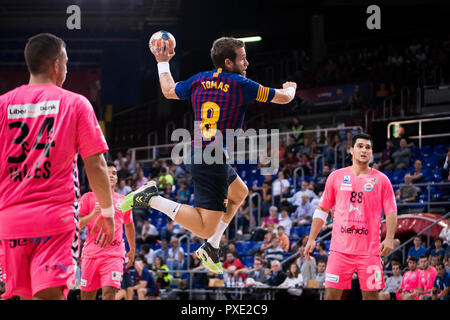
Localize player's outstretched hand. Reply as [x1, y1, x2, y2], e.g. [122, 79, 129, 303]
[150, 40, 175, 63]
[304, 238, 316, 261]
[379, 237, 394, 257]
[92, 216, 115, 249]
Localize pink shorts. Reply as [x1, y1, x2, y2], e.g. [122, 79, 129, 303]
[324, 251, 385, 291]
[0, 229, 77, 300]
[80, 255, 124, 292]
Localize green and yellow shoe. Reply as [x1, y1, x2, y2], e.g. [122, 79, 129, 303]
[120, 180, 159, 212]
[195, 242, 223, 274]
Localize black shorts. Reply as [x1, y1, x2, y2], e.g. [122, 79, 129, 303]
[187, 147, 238, 212]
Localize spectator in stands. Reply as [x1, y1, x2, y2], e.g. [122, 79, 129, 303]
[291, 194, 314, 226]
[236, 201, 251, 237]
[257, 231, 276, 254]
[160, 219, 175, 243]
[116, 179, 132, 196]
[276, 225, 290, 252]
[167, 237, 184, 272]
[416, 255, 438, 300]
[430, 261, 450, 300]
[283, 151, 301, 177]
[316, 261, 326, 287]
[278, 207, 292, 237]
[235, 258, 267, 285]
[283, 180, 317, 211]
[278, 262, 304, 298]
[314, 241, 328, 264]
[299, 137, 312, 157]
[397, 257, 421, 300]
[222, 251, 246, 283]
[396, 175, 418, 213]
[309, 139, 322, 160]
[383, 238, 403, 270]
[290, 117, 304, 145]
[152, 256, 172, 289]
[134, 169, 149, 189]
[218, 234, 229, 263]
[408, 235, 427, 261]
[298, 153, 313, 176]
[125, 153, 136, 175]
[140, 244, 155, 268]
[296, 245, 317, 286]
[117, 159, 130, 182]
[405, 160, 424, 184]
[313, 165, 330, 195]
[378, 139, 395, 171]
[262, 206, 279, 229]
[137, 219, 159, 245]
[391, 138, 412, 170]
[272, 170, 290, 206]
[324, 135, 336, 166]
[226, 241, 241, 260]
[176, 182, 190, 204]
[157, 167, 174, 190]
[154, 239, 169, 262]
[150, 160, 161, 179]
[376, 82, 389, 105]
[393, 126, 414, 149]
[439, 216, 450, 246]
[378, 262, 403, 300]
[430, 238, 446, 261]
[286, 135, 300, 155]
[438, 146, 450, 181]
[114, 151, 127, 171]
[188, 253, 209, 289]
[264, 260, 286, 286]
[252, 181, 272, 218]
[264, 237, 286, 264]
[127, 256, 159, 300]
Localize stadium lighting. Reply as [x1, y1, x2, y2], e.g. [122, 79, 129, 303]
[236, 36, 262, 43]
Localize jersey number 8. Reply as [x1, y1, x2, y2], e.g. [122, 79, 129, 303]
[200, 101, 220, 139]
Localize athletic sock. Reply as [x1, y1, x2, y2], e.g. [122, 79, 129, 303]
[149, 196, 181, 220]
[207, 220, 228, 249]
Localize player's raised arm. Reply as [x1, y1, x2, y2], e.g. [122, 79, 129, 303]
[271, 81, 298, 104]
[150, 39, 179, 100]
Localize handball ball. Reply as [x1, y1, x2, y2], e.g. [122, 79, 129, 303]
[149, 30, 176, 54]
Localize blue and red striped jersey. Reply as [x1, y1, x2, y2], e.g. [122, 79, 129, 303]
[174, 68, 275, 148]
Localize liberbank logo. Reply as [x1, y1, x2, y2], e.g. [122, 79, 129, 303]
[8, 100, 60, 119]
[340, 225, 369, 235]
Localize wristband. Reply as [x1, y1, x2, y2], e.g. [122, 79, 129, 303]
[157, 62, 170, 76]
[101, 205, 115, 218]
[313, 208, 328, 222]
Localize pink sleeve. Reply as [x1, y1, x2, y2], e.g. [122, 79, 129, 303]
[319, 172, 336, 210]
[381, 174, 397, 215]
[75, 95, 109, 160]
[79, 193, 93, 217]
[123, 209, 133, 224]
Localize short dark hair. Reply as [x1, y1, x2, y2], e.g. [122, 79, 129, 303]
[435, 261, 445, 269]
[106, 161, 116, 168]
[24, 33, 66, 75]
[419, 254, 428, 260]
[351, 133, 373, 148]
[210, 37, 245, 69]
[408, 256, 417, 262]
[434, 237, 443, 243]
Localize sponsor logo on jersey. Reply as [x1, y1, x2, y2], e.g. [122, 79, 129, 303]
[340, 225, 369, 235]
[8, 100, 60, 119]
[364, 182, 374, 192]
[343, 176, 351, 184]
[325, 273, 340, 283]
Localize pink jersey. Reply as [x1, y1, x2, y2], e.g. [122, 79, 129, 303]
[419, 267, 438, 291]
[401, 269, 421, 292]
[319, 167, 397, 256]
[79, 192, 132, 259]
[0, 84, 108, 239]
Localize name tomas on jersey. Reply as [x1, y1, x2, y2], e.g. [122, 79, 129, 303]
[201, 80, 229, 92]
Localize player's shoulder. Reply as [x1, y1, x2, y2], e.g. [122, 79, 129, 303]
[328, 167, 348, 179]
[372, 168, 392, 183]
[80, 191, 95, 201]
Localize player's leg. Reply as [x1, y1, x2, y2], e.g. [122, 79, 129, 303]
[102, 286, 118, 300]
[33, 286, 65, 300]
[361, 290, 379, 300]
[137, 287, 147, 300]
[80, 289, 98, 300]
[323, 251, 354, 300]
[126, 287, 135, 300]
[325, 288, 344, 300]
[30, 230, 77, 300]
[357, 255, 385, 300]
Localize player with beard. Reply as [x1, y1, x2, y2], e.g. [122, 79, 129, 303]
[121, 37, 297, 273]
[304, 133, 398, 300]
